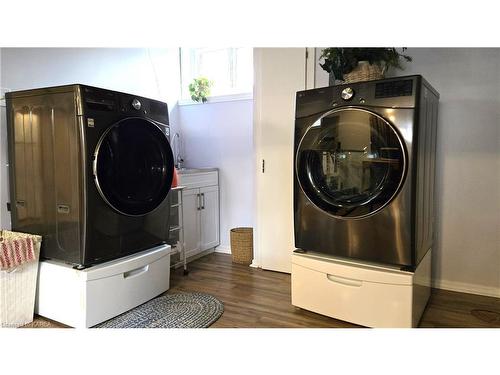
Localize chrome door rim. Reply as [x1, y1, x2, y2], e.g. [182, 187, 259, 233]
[295, 106, 408, 220]
[93, 116, 171, 217]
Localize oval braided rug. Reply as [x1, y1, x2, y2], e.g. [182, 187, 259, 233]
[94, 292, 224, 328]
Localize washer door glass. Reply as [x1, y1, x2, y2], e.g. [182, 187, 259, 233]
[95, 118, 174, 216]
[296, 108, 406, 219]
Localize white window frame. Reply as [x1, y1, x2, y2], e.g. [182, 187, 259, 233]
[178, 48, 253, 105]
[177, 92, 253, 106]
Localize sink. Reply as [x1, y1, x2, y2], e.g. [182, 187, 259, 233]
[176, 167, 218, 174]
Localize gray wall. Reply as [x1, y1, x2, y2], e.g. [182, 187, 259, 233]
[316, 48, 500, 297]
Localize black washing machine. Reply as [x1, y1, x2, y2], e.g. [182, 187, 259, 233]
[6, 84, 175, 267]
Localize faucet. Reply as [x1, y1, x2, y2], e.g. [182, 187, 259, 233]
[172, 132, 184, 169]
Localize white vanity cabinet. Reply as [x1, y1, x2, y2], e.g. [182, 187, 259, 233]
[178, 169, 220, 259]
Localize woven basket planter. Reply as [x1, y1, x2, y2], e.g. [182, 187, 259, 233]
[330, 61, 386, 85]
[343, 61, 385, 83]
[230, 227, 253, 265]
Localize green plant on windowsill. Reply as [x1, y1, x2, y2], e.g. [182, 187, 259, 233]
[188, 77, 213, 103]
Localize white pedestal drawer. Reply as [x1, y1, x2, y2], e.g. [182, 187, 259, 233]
[291, 250, 431, 328]
[35, 245, 171, 328]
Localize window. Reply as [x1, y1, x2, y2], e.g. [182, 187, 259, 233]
[180, 47, 253, 102]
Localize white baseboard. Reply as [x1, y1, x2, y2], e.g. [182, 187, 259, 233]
[433, 279, 500, 298]
[209, 249, 499, 299]
[214, 245, 231, 254]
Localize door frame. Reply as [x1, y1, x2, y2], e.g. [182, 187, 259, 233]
[252, 47, 315, 270]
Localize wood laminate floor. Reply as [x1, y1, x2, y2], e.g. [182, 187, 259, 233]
[24, 253, 500, 328]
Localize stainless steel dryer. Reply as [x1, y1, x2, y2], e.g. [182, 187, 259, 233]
[294, 75, 439, 270]
[5, 85, 175, 267]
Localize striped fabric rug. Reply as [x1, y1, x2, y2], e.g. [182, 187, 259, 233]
[94, 292, 224, 328]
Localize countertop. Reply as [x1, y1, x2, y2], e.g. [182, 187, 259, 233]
[176, 168, 218, 175]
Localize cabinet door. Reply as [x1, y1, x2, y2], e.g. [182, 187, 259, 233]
[200, 185, 220, 251]
[182, 188, 201, 258]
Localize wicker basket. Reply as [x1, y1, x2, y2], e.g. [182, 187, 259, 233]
[230, 227, 253, 265]
[0, 230, 42, 328]
[342, 61, 386, 83]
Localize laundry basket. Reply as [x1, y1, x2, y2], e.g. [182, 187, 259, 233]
[0, 230, 42, 328]
[230, 227, 253, 265]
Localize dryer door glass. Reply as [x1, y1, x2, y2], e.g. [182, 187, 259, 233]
[95, 118, 174, 216]
[296, 108, 406, 219]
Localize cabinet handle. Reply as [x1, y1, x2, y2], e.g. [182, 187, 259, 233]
[197, 194, 201, 210]
[201, 193, 205, 209]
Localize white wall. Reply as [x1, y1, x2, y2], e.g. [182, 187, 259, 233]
[0, 48, 8, 229]
[178, 99, 254, 251]
[0, 47, 181, 230]
[314, 48, 500, 297]
[1, 48, 180, 106]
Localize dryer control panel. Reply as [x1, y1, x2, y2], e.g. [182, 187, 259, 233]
[295, 75, 424, 119]
[375, 79, 413, 98]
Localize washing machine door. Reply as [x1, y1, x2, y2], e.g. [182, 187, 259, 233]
[94, 117, 174, 216]
[296, 108, 407, 219]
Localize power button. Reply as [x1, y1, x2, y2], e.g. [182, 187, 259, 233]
[131, 98, 142, 110]
[341, 87, 354, 101]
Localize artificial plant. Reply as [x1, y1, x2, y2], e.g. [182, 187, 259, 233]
[319, 48, 412, 81]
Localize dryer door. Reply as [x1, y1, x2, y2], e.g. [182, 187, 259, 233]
[296, 108, 407, 219]
[94, 117, 174, 216]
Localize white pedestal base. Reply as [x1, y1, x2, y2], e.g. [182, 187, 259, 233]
[291, 250, 432, 328]
[35, 244, 171, 328]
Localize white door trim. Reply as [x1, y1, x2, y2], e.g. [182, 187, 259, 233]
[305, 47, 316, 90]
[252, 48, 263, 269]
[253, 48, 308, 273]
